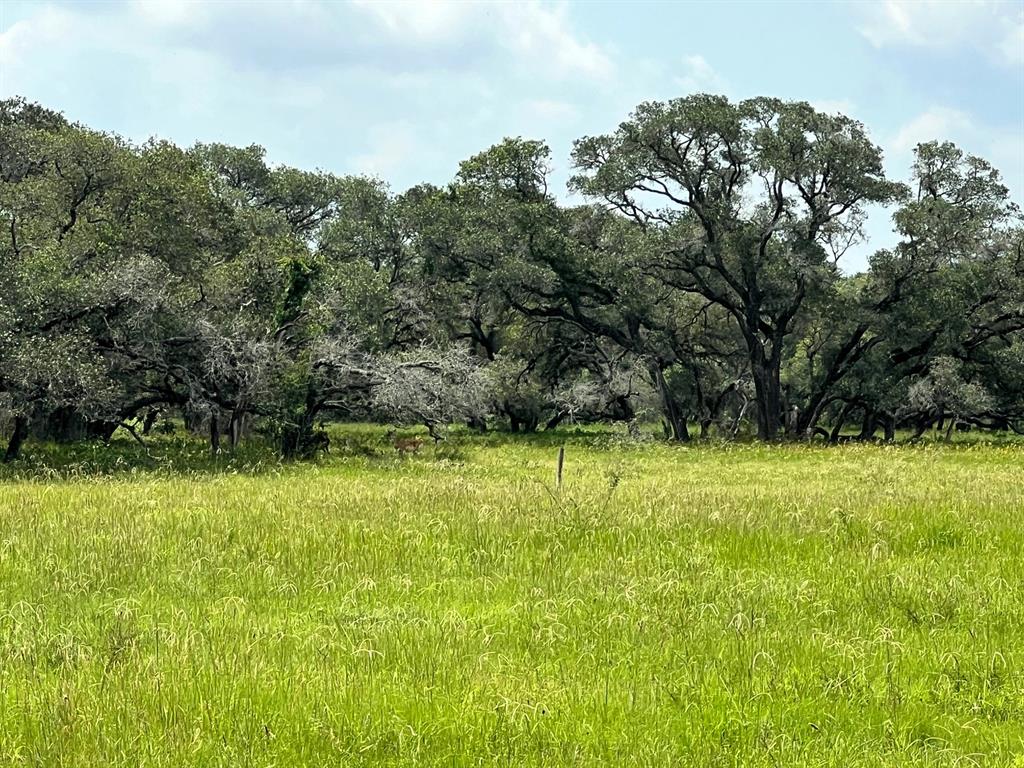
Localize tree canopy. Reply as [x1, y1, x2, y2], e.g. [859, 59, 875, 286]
[1, 94, 1021, 460]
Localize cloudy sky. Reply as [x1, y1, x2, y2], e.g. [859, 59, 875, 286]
[1, 0, 1022, 270]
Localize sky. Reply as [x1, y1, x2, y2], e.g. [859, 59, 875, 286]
[1, 0, 1022, 271]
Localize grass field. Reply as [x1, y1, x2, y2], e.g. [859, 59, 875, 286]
[1, 428, 1023, 766]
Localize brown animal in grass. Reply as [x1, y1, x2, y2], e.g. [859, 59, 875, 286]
[387, 430, 424, 455]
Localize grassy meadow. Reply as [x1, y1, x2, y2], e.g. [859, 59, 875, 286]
[1, 427, 1023, 766]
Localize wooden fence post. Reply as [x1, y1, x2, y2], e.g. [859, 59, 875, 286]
[556, 445, 565, 489]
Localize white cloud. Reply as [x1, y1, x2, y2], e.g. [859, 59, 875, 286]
[886, 107, 1023, 199]
[888, 107, 977, 154]
[351, 121, 422, 177]
[0, 6, 75, 68]
[348, 0, 468, 42]
[347, 0, 613, 80]
[674, 54, 727, 94]
[501, 2, 613, 80]
[857, 0, 1024, 67]
[130, 0, 205, 28]
[525, 99, 579, 121]
[0, 0, 611, 85]
[998, 16, 1024, 65]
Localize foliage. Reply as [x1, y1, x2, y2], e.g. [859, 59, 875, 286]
[1, 96, 1023, 461]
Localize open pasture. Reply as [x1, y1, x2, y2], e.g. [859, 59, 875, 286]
[0, 432, 1023, 766]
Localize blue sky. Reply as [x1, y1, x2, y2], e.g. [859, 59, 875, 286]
[1, 0, 1022, 270]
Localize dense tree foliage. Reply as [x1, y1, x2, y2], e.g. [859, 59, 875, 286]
[1, 95, 1021, 460]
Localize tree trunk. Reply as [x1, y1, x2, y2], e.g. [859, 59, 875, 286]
[228, 408, 244, 451]
[3, 416, 29, 463]
[785, 406, 800, 437]
[280, 427, 299, 459]
[611, 394, 635, 422]
[545, 412, 567, 431]
[142, 409, 159, 436]
[750, 357, 783, 440]
[280, 420, 313, 459]
[795, 324, 875, 435]
[209, 411, 221, 456]
[279, 393, 325, 460]
[858, 410, 878, 440]
[42, 406, 87, 442]
[703, 382, 736, 439]
[87, 420, 119, 443]
[882, 413, 896, 442]
[184, 408, 203, 435]
[671, 417, 690, 442]
[798, 397, 838, 438]
[829, 402, 855, 443]
[731, 399, 751, 439]
[505, 400, 521, 433]
[652, 364, 689, 442]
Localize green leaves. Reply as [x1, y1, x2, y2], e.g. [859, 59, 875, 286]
[1, 94, 1022, 452]
[457, 137, 552, 201]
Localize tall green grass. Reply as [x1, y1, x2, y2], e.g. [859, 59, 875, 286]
[0, 429, 1022, 765]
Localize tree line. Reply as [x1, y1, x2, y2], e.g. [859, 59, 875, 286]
[1, 94, 1022, 461]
